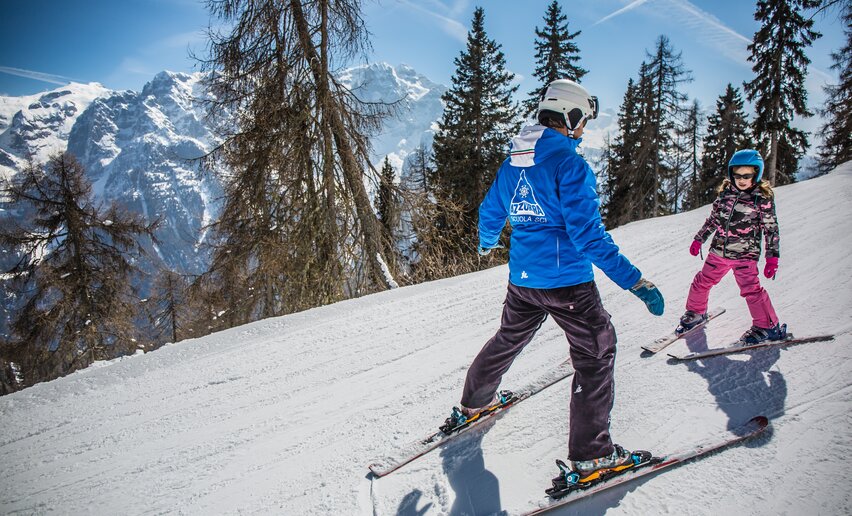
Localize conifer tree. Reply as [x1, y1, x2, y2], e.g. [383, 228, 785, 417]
[523, 1, 588, 117]
[644, 35, 693, 217]
[744, 0, 822, 185]
[405, 143, 433, 193]
[199, 0, 398, 324]
[376, 156, 402, 276]
[816, 3, 852, 173]
[673, 99, 702, 213]
[377, 157, 400, 237]
[148, 270, 191, 346]
[604, 77, 642, 227]
[0, 153, 155, 389]
[428, 7, 520, 274]
[689, 84, 753, 208]
[605, 38, 691, 227]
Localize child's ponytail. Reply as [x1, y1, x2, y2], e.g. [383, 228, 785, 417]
[757, 180, 774, 198]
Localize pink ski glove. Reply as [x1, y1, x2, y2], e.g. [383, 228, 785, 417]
[764, 257, 779, 278]
[689, 240, 702, 256]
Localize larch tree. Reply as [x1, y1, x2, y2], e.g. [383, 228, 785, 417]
[0, 153, 155, 390]
[198, 0, 398, 326]
[644, 35, 693, 217]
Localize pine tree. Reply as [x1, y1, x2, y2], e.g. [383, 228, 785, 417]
[690, 84, 753, 208]
[377, 157, 399, 237]
[816, 4, 852, 173]
[644, 35, 693, 217]
[744, 0, 822, 185]
[603, 77, 641, 227]
[523, 0, 588, 117]
[428, 7, 520, 275]
[0, 153, 155, 390]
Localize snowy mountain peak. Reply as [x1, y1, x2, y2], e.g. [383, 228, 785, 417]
[338, 62, 446, 172]
[0, 82, 109, 179]
[0, 64, 445, 273]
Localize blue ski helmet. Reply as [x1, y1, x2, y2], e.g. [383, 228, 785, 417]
[728, 149, 764, 182]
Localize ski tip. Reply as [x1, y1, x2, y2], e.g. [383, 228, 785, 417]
[367, 463, 389, 478]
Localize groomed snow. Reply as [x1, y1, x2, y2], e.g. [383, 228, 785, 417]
[1, 162, 850, 515]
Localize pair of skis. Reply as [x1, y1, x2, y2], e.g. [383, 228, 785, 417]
[368, 313, 835, 512]
[368, 367, 770, 514]
[642, 306, 835, 360]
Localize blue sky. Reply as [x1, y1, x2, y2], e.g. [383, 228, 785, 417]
[0, 0, 846, 135]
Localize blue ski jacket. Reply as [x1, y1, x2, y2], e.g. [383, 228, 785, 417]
[478, 125, 641, 290]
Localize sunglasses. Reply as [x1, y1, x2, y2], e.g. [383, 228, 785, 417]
[732, 173, 755, 180]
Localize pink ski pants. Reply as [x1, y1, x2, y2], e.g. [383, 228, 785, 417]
[686, 252, 778, 329]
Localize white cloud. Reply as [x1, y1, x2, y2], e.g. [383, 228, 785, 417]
[593, 0, 752, 65]
[154, 30, 208, 52]
[398, 0, 469, 43]
[0, 66, 76, 86]
[592, 0, 651, 26]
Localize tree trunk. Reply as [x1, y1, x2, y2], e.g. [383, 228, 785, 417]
[288, 0, 394, 291]
[767, 129, 779, 186]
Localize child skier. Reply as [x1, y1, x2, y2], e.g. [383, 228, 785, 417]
[679, 149, 786, 344]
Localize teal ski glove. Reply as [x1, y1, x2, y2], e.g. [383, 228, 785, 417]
[630, 278, 664, 316]
[477, 243, 504, 256]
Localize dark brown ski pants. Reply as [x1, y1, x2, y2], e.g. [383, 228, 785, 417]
[461, 281, 617, 461]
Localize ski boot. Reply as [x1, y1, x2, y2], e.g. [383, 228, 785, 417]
[438, 390, 514, 435]
[738, 322, 788, 346]
[545, 445, 653, 499]
[676, 310, 708, 334]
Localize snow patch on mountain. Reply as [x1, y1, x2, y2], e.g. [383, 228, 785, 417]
[65, 71, 223, 273]
[339, 62, 447, 175]
[0, 82, 108, 181]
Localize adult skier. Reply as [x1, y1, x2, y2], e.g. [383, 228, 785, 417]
[442, 79, 664, 485]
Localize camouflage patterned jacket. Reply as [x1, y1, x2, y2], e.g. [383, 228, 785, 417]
[694, 183, 780, 261]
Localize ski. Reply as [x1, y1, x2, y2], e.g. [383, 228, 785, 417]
[368, 361, 574, 478]
[667, 334, 835, 361]
[523, 415, 770, 515]
[642, 307, 726, 354]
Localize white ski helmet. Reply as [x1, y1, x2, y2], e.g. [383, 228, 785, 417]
[537, 79, 599, 130]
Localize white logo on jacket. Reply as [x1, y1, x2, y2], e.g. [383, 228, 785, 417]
[510, 170, 547, 223]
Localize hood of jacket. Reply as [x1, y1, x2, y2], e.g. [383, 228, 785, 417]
[509, 125, 581, 167]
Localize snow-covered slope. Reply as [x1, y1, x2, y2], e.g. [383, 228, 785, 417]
[1, 167, 849, 514]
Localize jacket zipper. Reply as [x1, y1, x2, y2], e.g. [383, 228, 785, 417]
[721, 191, 742, 258]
